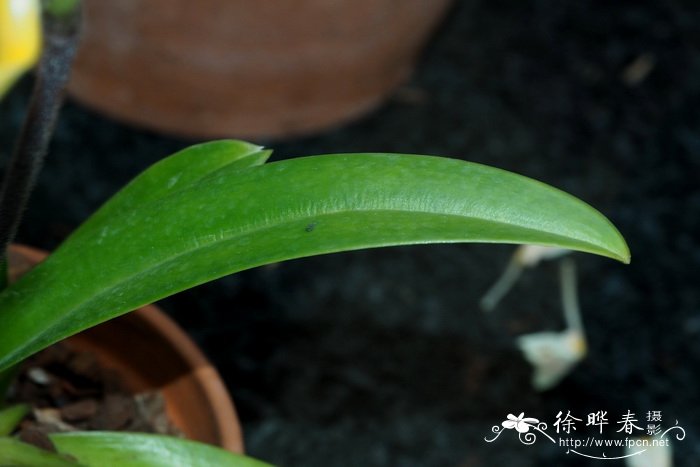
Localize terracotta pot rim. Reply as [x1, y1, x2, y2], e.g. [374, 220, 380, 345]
[129, 304, 242, 452]
[8, 244, 242, 453]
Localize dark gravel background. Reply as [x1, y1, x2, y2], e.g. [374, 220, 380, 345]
[2, 1, 699, 465]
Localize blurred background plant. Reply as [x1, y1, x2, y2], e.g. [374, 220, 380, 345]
[482, 248, 587, 392]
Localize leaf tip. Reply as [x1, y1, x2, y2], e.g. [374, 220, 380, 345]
[607, 234, 631, 264]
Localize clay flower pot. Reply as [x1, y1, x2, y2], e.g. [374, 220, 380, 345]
[67, 0, 453, 139]
[7, 244, 243, 453]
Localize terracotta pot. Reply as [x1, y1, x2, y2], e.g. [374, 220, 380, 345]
[7, 244, 243, 453]
[67, 0, 453, 139]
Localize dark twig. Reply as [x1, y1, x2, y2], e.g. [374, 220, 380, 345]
[0, 3, 82, 287]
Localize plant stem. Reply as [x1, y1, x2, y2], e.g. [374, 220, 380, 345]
[0, 2, 82, 289]
[479, 256, 523, 312]
[560, 257, 584, 334]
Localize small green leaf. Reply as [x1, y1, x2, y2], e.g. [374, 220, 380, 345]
[0, 437, 82, 466]
[0, 403, 29, 435]
[0, 143, 629, 371]
[50, 432, 271, 467]
[43, 0, 82, 18]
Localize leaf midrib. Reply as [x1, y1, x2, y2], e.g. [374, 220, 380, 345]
[11, 207, 609, 367]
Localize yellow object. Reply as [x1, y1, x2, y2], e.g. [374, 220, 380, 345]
[0, 0, 41, 97]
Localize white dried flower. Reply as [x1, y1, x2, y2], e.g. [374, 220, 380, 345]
[517, 328, 586, 391]
[514, 245, 570, 267]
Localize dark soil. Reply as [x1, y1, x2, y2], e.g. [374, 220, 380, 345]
[1, 0, 699, 465]
[6, 343, 181, 451]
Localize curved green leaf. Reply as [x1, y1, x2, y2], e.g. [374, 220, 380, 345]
[0, 142, 629, 371]
[49, 432, 271, 467]
[0, 437, 82, 466]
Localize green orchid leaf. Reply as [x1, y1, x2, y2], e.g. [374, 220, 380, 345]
[0, 437, 82, 466]
[0, 403, 29, 435]
[76, 140, 271, 231]
[0, 143, 629, 371]
[50, 432, 271, 467]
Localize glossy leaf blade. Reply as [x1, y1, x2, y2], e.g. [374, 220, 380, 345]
[49, 432, 271, 467]
[75, 140, 270, 232]
[0, 152, 629, 371]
